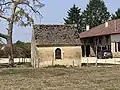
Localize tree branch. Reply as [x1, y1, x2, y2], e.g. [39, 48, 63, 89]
[0, 15, 10, 21]
[0, 32, 8, 39]
[0, 2, 13, 6]
[19, 2, 43, 17]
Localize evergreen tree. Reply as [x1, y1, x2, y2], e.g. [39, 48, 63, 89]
[81, 0, 110, 31]
[111, 8, 120, 20]
[64, 4, 82, 32]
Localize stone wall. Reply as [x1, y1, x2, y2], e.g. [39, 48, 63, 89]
[36, 46, 82, 67]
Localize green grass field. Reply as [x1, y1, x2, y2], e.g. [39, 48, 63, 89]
[0, 65, 120, 90]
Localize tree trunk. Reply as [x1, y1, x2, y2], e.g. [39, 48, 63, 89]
[7, 29, 14, 67]
[6, 3, 17, 67]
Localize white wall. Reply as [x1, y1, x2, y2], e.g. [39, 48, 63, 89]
[111, 34, 120, 42]
[111, 34, 120, 57]
[35, 46, 82, 67]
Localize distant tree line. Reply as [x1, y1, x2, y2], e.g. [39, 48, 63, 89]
[64, 0, 120, 33]
[0, 40, 31, 58]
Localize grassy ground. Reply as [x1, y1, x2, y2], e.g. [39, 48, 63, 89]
[0, 65, 120, 90]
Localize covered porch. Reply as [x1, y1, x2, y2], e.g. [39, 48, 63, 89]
[81, 35, 111, 57]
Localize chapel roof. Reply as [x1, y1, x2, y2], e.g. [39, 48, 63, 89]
[33, 24, 81, 46]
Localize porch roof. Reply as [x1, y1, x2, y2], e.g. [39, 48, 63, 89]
[80, 19, 120, 38]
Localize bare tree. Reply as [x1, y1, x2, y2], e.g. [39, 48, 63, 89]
[0, 0, 44, 66]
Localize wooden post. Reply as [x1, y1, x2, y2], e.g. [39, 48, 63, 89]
[38, 59, 40, 68]
[73, 60, 75, 67]
[34, 58, 36, 68]
[19, 58, 20, 63]
[87, 57, 89, 66]
[79, 57, 82, 68]
[24, 58, 25, 63]
[114, 58, 116, 65]
[84, 45, 86, 57]
[95, 46, 98, 66]
[22, 58, 23, 63]
[52, 59, 54, 66]
[105, 58, 106, 66]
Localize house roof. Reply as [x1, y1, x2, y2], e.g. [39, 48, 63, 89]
[80, 19, 120, 38]
[33, 25, 81, 46]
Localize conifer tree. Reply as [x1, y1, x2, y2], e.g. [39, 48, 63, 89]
[81, 0, 110, 31]
[111, 8, 120, 20]
[64, 4, 82, 32]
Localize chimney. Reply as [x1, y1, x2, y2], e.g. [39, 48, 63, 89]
[105, 22, 108, 27]
[74, 24, 77, 28]
[86, 25, 89, 31]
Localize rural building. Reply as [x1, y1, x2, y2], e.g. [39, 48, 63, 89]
[31, 25, 82, 68]
[80, 19, 120, 58]
[31, 19, 120, 68]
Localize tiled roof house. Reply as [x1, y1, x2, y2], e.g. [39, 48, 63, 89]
[31, 25, 82, 68]
[80, 19, 120, 58]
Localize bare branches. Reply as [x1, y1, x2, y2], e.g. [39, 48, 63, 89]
[33, 0, 44, 8]
[0, 1, 13, 6]
[0, 0, 44, 23]
[0, 33, 8, 39]
[15, 1, 44, 25]
[0, 15, 10, 21]
[17, 0, 44, 17]
[15, 7, 34, 26]
[19, 2, 42, 16]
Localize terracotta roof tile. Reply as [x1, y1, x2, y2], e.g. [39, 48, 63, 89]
[80, 19, 120, 38]
[33, 25, 81, 46]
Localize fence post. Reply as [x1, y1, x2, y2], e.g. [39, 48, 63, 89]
[52, 59, 54, 66]
[105, 58, 106, 66]
[87, 57, 89, 66]
[114, 58, 116, 65]
[95, 58, 98, 67]
[19, 58, 20, 63]
[73, 60, 75, 67]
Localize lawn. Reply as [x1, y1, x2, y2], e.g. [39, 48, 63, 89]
[0, 65, 120, 90]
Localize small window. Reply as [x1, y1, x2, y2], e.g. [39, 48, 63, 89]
[55, 48, 61, 59]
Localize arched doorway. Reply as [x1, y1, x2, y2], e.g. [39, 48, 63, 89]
[55, 48, 61, 59]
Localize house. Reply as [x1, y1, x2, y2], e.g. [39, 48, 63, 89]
[79, 19, 120, 58]
[31, 25, 82, 68]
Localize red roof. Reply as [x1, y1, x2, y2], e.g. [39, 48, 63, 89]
[80, 19, 120, 38]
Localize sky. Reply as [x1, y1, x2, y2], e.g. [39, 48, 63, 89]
[0, 0, 120, 43]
